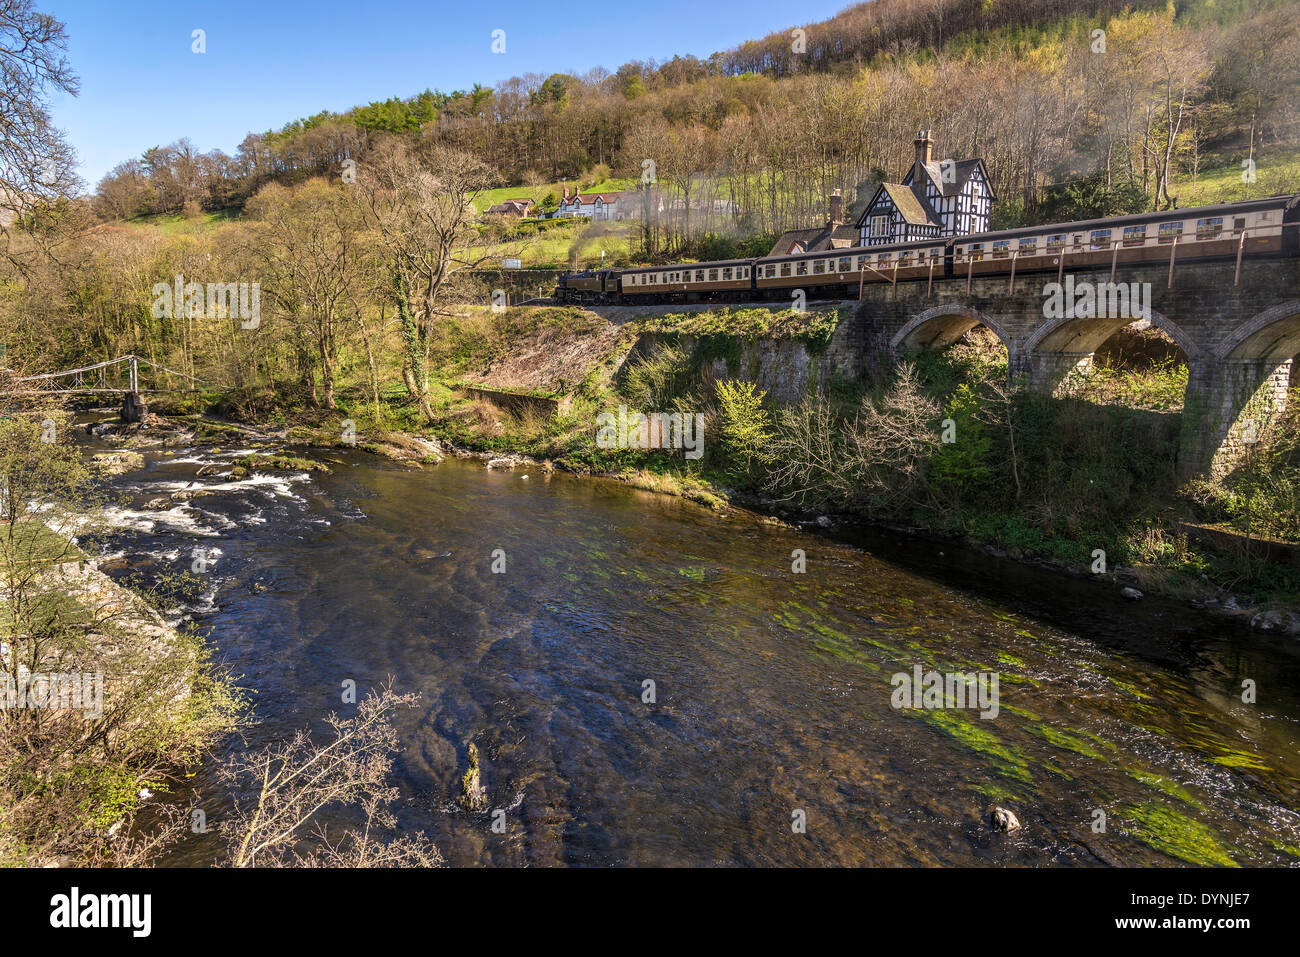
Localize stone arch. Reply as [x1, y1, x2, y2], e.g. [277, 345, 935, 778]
[1022, 308, 1200, 361]
[1182, 301, 1300, 477]
[1021, 309, 1197, 395]
[891, 304, 1015, 357]
[1216, 300, 1300, 361]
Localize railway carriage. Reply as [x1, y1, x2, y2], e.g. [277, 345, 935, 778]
[755, 240, 947, 296]
[952, 196, 1298, 280]
[620, 258, 754, 303]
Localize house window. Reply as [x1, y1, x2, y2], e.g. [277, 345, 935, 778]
[1089, 229, 1113, 250]
[1046, 234, 1066, 252]
[1196, 217, 1224, 239]
[1122, 225, 1146, 246]
[1019, 237, 1038, 254]
[869, 214, 890, 239]
[992, 240, 1011, 259]
[1158, 221, 1183, 243]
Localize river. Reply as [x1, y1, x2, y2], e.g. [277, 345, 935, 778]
[81, 420, 1300, 867]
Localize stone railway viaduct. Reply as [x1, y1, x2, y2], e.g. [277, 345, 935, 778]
[827, 257, 1300, 477]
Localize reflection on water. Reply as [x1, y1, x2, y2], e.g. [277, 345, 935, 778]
[86, 431, 1300, 867]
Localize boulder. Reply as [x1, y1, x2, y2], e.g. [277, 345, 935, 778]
[990, 807, 1021, 832]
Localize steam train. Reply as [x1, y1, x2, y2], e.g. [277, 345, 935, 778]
[554, 194, 1300, 306]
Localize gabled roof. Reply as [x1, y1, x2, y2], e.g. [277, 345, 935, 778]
[766, 223, 859, 257]
[574, 192, 623, 205]
[859, 182, 942, 229]
[903, 158, 997, 201]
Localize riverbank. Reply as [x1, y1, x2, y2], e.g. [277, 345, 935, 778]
[0, 508, 240, 866]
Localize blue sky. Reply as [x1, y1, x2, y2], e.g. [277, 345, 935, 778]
[43, 0, 851, 189]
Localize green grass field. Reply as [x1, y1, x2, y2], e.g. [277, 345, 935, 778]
[1169, 148, 1300, 207]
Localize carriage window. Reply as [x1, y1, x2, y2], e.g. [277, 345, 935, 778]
[1233, 217, 1246, 232]
[898, 251, 914, 265]
[1046, 234, 1066, 252]
[878, 252, 892, 265]
[722, 266, 733, 280]
[648, 274, 656, 284]
[764, 265, 775, 278]
[839, 257, 851, 272]
[780, 263, 791, 277]
[708, 268, 718, 281]
[813, 260, 825, 274]
[1158, 221, 1183, 243]
[992, 240, 1010, 259]
[856, 255, 868, 270]
[1019, 237, 1038, 253]
[967, 244, 983, 262]
[1089, 229, 1112, 249]
[1122, 225, 1146, 246]
[796, 261, 808, 275]
[695, 270, 704, 282]
[1196, 217, 1224, 239]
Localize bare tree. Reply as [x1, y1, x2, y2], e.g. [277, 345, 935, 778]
[218, 686, 443, 868]
[355, 137, 495, 421]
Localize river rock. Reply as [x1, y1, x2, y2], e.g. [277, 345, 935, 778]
[1120, 586, 1143, 601]
[460, 742, 488, 812]
[990, 807, 1021, 832]
[89, 451, 145, 476]
[1250, 609, 1300, 635]
[363, 432, 443, 466]
[142, 496, 172, 511]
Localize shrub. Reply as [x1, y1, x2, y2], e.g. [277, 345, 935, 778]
[715, 379, 773, 481]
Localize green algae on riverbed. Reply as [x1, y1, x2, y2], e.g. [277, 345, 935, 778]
[1117, 801, 1239, 867]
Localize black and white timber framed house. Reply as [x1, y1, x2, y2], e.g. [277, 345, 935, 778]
[856, 130, 996, 246]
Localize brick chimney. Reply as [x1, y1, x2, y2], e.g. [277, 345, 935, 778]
[911, 130, 934, 207]
[828, 189, 843, 226]
[914, 130, 934, 170]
